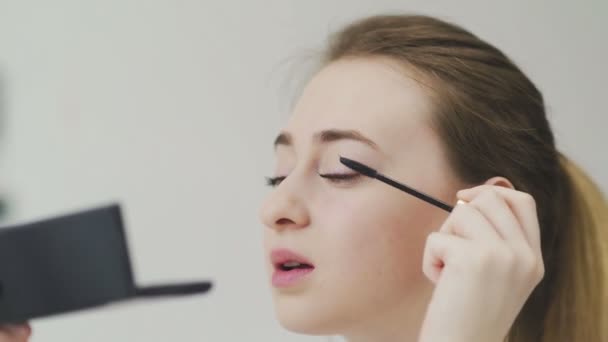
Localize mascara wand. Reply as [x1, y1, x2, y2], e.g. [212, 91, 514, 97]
[340, 156, 454, 212]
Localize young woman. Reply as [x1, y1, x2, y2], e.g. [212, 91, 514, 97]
[3, 14, 606, 342]
[260, 14, 606, 342]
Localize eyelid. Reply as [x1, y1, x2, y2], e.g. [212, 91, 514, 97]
[264, 172, 360, 187]
[318, 172, 359, 178]
[318, 172, 362, 183]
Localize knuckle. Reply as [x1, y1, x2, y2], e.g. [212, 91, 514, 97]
[451, 206, 468, 223]
[521, 192, 536, 208]
[519, 250, 542, 280]
[472, 189, 487, 203]
[445, 209, 467, 235]
[529, 255, 546, 281]
[536, 262, 546, 280]
[484, 186, 500, 199]
[425, 232, 442, 249]
[426, 231, 439, 243]
[488, 186, 501, 198]
[473, 188, 500, 208]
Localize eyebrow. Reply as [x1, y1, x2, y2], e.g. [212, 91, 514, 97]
[273, 129, 380, 151]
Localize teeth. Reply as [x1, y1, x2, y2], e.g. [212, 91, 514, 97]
[283, 261, 301, 268]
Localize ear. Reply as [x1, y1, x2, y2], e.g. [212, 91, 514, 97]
[484, 176, 515, 190]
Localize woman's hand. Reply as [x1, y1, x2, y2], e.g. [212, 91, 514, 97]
[0, 324, 31, 342]
[418, 185, 544, 342]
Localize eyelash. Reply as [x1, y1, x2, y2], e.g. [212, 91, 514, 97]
[265, 173, 360, 187]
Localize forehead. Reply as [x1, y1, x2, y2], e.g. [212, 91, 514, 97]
[285, 57, 435, 152]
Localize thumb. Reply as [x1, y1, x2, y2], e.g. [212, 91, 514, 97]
[0, 324, 31, 342]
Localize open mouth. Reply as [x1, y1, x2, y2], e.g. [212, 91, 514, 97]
[276, 261, 314, 272]
[271, 249, 315, 287]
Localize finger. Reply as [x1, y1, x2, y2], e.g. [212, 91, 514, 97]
[439, 200, 500, 242]
[459, 186, 541, 253]
[0, 324, 31, 341]
[423, 231, 468, 284]
[461, 187, 527, 246]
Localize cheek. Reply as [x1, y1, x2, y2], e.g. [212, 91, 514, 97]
[319, 192, 437, 289]
[267, 190, 446, 335]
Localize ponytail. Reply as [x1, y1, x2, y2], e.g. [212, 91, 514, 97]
[541, 153, 607, 341]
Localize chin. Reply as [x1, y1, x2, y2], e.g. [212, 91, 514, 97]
[276, 313, 338, 336]
[272, 293, 343, 336]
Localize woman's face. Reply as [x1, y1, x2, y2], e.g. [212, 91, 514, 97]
[259, 57, 464, 337]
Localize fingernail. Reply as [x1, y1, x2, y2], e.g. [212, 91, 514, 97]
[456, 199, 467, 206]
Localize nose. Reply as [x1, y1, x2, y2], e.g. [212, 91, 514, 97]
[259, 178, 310, 232]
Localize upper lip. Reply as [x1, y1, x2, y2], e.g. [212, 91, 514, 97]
[270, 248, 314, 268]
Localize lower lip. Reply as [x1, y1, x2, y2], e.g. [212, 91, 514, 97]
[272, 267, 314, 287]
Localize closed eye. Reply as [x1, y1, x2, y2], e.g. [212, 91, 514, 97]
[318, 173, 361, 183]
[264, 173, 361, 187]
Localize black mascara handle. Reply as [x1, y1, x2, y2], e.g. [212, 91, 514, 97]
[376, 174, 454, 212]
[339, 156, 454, 212]
[135, 281, 213, 297]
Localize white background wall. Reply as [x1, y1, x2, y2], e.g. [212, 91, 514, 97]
[0, 1, 605, 341]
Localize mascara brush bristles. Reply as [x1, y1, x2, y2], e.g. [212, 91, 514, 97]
[339, 157, 377, 178]
[339, 156, 453, 212]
